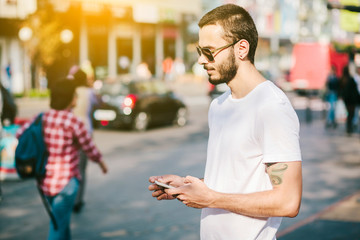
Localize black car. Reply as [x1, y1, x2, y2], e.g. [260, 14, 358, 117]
[92, 78, 188, 131]
[208, 83, 230, 99]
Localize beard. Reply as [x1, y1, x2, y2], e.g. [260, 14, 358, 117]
[207, 50, 238, 85]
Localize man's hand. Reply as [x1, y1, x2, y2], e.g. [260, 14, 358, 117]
[148, 175, 185, 200]
[167, 176, 216, 209]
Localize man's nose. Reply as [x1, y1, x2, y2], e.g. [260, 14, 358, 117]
[197, 53, 208, 65]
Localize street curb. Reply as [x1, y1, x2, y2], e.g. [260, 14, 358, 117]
[277, 190, 360, 238]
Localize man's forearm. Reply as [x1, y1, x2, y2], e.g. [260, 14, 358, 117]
[208, 188, 300, 218]
[206, 162, 302, 218]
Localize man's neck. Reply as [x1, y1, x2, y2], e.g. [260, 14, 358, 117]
[228, 63, 266, 99]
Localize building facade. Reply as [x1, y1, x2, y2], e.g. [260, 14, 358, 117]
[1, 0, 201, 93]
[48, 0, 202, 85]
[0, 0, 37, 93]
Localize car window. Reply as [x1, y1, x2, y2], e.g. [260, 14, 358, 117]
[133, 82, 152, 94]
[151, 81, 168, 95]
[101, 82, 129, 96]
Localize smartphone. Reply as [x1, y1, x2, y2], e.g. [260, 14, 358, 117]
[154, 180, 175, 189]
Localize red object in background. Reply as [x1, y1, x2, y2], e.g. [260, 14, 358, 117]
[122, 94, 137, 109]
[100, 120, 109, 126]
[329, 47, 349, 78]
[290, 43, 349, 90]
[208, 83, 215, 92]
[14, 118, 30, 126]
[290, 43, 330, 90]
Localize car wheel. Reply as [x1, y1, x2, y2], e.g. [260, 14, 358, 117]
[174, 107, 187, 127]
[133, 112, 149, 131]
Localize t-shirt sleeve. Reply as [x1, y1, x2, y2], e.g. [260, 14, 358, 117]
[259, 101, 302, 163]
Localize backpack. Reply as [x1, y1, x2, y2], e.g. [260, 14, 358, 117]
[15, 113, 48, 180]
[14, 113, 58, 229]
[0, 84, 17, 125]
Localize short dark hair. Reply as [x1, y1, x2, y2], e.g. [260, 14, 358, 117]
[198, 4, 258, 64]
[50, 79, 76, 110]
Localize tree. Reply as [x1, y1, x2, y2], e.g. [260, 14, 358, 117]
[20, 1, 72, 89]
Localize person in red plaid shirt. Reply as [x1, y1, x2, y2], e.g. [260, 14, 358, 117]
[17, 79, 107, 240]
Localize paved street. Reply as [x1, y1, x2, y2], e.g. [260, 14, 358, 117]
[1, 83, 360, 239]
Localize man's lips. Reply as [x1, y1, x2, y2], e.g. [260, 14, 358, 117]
[204, 66, 215, 73]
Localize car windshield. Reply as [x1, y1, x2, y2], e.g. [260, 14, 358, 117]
[100, 80, 169, 96]
[101, 82, 130, 96]
[152, 81, 168, 94]
[132, 81, 168, 95]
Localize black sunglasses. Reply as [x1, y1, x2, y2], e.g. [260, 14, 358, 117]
[196, 40, 239, 62]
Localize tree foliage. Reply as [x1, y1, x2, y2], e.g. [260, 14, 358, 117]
[21, 3, 63, 67]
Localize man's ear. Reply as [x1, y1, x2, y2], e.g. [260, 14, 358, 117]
[236, 39, 250, 60]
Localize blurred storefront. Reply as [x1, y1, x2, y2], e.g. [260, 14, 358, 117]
[0, 0, 37, 93]
[1, 0, 201, 94]
[51, 0, 201, 81]
[4, 0, 353, 94]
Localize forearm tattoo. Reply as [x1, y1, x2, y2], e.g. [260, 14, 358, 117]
[266, 163, 288, 185]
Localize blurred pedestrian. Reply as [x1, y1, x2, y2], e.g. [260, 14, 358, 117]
[5, 62, 12, 91]
[173, 57, 186, 81]
[72, 69, 100, 212]
[81, 60, 95, 86]
[136, 62, 152, 79]
[162, 56, 173, 81]
[0, 85, 2, 202]
[149, 4, 302, 240]
[0, 81, 17, 126]
[16, 79, 107, 240]
[325, 65, 340, 128]
[340, 65, 360, 135]
[352, 66, 360, 128]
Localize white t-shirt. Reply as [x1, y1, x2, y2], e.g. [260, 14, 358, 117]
[201, 81, 302, 240]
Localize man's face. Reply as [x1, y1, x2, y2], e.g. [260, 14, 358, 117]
[198, 24, 238, 85]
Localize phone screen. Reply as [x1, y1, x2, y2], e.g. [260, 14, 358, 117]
[155, 180, 174, 189]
